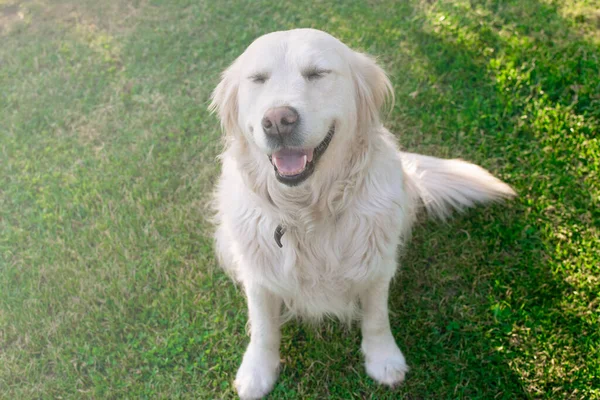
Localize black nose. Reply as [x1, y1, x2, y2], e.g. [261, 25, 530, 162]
[262, 106, 299, 137]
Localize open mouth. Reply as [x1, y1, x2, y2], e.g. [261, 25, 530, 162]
[268, 125, 335, 186]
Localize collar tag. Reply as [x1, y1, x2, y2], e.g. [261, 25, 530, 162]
[274, 225, 286, 248]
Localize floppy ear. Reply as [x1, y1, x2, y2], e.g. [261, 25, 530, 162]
[209, 62, 241, 138]
[351, 52, 394, 130]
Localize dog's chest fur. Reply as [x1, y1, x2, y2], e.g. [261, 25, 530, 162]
[214, 141, 413, 320]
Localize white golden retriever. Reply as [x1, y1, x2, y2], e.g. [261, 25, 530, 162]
[210, 28, 515, 399]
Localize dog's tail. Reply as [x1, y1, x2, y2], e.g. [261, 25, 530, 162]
[400, 152, 516, 220]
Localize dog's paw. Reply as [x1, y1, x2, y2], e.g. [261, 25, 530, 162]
[234, 347, 280, 400]
[362, 340, 408, 387]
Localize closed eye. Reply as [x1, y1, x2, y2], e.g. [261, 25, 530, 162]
[249, 72, 269, 84]
[303, 67, 331, 81]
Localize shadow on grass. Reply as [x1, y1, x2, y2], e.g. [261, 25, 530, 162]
[388, 0, 599, 398]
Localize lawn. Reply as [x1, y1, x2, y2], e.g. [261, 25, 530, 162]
[1, 0, 598, 398]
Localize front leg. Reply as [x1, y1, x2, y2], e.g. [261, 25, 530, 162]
[235, 283, 282, 400]
[360, 275, 408, 386]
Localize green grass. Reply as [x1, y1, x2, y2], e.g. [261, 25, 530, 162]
[1, 0, 598, 398]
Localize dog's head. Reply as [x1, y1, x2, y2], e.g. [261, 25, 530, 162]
[210, 29, 393, 186]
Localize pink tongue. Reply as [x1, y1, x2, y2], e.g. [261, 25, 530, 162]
[272, 148, 314, 176]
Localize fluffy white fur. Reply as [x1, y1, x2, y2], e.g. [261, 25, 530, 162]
[210, 29, 515, 399]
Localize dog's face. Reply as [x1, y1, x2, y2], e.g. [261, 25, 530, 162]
[211, 29, 393, 186]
